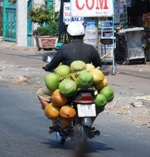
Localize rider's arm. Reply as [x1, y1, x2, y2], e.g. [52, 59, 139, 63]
[91, 48, 102, 68]
[44, 49, 63, 71]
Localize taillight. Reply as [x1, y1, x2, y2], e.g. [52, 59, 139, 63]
[73, 93, 94, 104]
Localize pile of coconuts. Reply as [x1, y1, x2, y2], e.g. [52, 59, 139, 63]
[44, 60, 114, 119]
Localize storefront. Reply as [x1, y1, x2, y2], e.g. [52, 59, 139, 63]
[127, 0, 150, 61]
[127, 0, 150, 28]
[114, 0, 150, 63]
[59, 0, 150, 66]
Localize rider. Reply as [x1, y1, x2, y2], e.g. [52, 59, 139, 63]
[37, 21, 102, 130]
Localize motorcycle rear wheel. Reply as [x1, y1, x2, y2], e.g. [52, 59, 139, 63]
[56, 132, 65, 144]
[75, 125, 88, 151]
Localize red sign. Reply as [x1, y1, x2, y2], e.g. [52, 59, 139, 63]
[71, 0, 114, 17]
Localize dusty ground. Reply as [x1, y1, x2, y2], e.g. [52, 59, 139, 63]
[106, 102, 150, 126]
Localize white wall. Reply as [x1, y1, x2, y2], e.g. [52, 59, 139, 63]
[0, 1, 3, 7]
[16, 0, 27, 46]
[54, 0, 60, 12]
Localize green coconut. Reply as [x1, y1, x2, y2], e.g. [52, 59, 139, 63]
[70, 60, 86, 73]
[77, 72, 94, 88]
[99, 86, 114, 102]
[54, 65, 70, 77]
[59, 79, 77, 97]
[94, 94, 107, 114]
[76, 69, 89, 75]
[94, 94, 107, 107]
[96, 105, 105, 114]
[45, 73, 59, 92]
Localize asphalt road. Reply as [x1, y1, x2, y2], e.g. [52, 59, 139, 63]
[0, 81, 150, 157]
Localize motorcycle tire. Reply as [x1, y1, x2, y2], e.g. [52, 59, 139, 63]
[56, 132, 65, 144]
[75, 125, 88, 151]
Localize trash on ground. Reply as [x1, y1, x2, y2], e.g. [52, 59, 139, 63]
[133, 95, 150, 101]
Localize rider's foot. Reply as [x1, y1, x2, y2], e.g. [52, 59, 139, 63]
[49, 127, 55, 134]
[49, 119, 60, 134]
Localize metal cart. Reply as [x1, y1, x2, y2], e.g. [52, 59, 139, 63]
[117, 27, 146, 64]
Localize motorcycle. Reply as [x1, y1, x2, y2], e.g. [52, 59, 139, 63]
[42, 52, 111, 151]
[49, 88, 100, 151]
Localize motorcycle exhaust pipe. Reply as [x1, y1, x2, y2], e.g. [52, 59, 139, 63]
[92, 130, 100, 138]
[88, 130, 100, 138]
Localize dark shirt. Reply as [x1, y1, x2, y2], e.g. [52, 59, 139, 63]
[45, 39, 102, 71]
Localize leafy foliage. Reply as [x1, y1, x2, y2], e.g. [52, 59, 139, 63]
[32, 21, 59, 37]
[28, 3, 53, 25]
[28, 2, 59, 36]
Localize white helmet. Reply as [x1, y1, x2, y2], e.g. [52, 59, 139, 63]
[67, 21, 85, 36]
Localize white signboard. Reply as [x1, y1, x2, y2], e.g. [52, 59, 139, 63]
[70, 0, 114, 17]
[54, 0, 61, 12]
[63, 3, 71, 24]
[63, 2, 84, 25]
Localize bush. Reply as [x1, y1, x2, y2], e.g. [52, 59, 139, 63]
[28, 2, 59, 37]
[33, 21, 59, 37]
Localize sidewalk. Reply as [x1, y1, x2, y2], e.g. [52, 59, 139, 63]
[0, 40, 37, 51]
[0, 40, 150, 126]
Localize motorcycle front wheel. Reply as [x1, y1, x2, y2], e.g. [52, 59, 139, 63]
[56, 132, 65, 144]
[75, 124, 88, 151]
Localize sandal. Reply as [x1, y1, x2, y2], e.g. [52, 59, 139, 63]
[49, 127, 55, 134]
[49, 120, 60, 134]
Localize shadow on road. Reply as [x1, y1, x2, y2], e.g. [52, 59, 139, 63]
[41, 138, 115, 156]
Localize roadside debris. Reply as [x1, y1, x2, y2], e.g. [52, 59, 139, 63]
[36, 78, 41, 84]
[133, 95, 150, 101]
[105, 95, 150, 126]
[14, 76, 29, 84]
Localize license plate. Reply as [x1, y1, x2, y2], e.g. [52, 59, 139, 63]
[77, 104, 96, 117]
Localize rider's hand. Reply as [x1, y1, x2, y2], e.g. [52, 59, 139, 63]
[42, 65, 46, 70]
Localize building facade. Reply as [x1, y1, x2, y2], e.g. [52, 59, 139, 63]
[0, 0, 3, 36]
[2, 0, 57, 46]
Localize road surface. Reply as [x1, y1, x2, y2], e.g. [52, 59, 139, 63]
[0, 81, 150, 157]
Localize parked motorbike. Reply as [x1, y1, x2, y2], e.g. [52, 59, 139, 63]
[49, 88, 100, 151]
